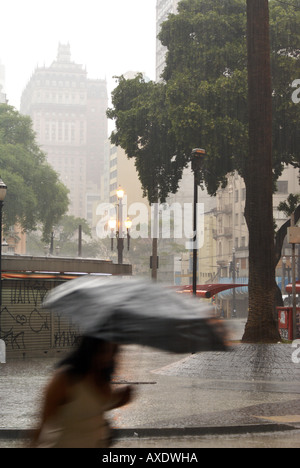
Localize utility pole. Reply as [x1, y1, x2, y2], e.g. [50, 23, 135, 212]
[78, 225, 82, 257]
[151, 202, 159, 281]
[191, 149, 206, 296]
[291, 213, 298, 340]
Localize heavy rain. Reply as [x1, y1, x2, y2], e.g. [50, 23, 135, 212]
[0, 0, 300, 452]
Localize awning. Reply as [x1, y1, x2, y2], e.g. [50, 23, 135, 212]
[1, 271, 111, 280]
[175, 284, 248, 299]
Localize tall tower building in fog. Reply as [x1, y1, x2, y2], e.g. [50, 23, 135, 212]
[21, 44, 108, 223]
[156, 0, 179, 81]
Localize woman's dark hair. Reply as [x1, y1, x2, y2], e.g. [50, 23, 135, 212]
[56, 336, 116, 381]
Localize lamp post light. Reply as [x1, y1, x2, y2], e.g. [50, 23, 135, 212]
[110, 188, 131, 264]
[191, 148, 206, 296]
[0, 178, 7, 339]
[117, 187, 125, 264]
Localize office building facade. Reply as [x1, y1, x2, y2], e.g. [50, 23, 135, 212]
[21, 44, 108, 222]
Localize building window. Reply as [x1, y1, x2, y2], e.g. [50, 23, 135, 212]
[71, 123, 75, 142]
[65, 123, 69, 141]
[51, 123, 56, 141]
[218, 241, 222, 257]
[58, 122, 62, 141]
[277, 181, 288, 194]
[218, 217, 223, 234]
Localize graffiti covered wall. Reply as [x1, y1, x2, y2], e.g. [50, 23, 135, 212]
[0, 279, 81, 358]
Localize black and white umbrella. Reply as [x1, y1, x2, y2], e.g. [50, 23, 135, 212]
[43, 276, 228, 354]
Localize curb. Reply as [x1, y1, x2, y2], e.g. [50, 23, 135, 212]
[0, 423, 296, 440]
[112, 423, 297, 439]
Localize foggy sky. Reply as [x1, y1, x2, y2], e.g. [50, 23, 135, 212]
[0, 0, 157, 109]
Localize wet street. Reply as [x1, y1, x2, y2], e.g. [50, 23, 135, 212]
[115, 431, 300, 448]
[1, 430, 300, 449]
[1, 320, 300, 448]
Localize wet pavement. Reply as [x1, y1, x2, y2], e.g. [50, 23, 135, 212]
[2, 431, 300, 449]
[1, 319, 300, 448]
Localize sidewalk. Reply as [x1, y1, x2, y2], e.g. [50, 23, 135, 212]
[1, 319, 300, 447]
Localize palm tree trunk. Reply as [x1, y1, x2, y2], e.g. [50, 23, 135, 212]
[242, 0, 281, 343]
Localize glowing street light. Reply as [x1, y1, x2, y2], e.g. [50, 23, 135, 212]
[117, 187, 125, 199]
[110, 188, 132, 263]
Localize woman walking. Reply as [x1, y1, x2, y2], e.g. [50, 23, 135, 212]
[32, 337, 132, 448]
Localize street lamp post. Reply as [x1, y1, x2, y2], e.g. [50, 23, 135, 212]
[109, 188, 131, 265]
[117, 187, 125, 265]
[291, 213, 298, 340]
[109, 219, 117, 253]
[0, 178, 7, 339]
[191, 148, 206, 296]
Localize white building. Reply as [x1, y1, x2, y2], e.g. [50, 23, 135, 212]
[20, 44, 108, 222]
[156, 0, 180, 82]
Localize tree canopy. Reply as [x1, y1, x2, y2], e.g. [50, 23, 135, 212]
[107, 75, 186, 203]
[158, 0, 300, 195]
[0, 104, 69, 241]
[108, 1, 299, 200]
[107, 0, 300, 342]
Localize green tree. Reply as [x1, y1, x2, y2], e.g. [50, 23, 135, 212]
[107, 75, 185, 204]
[57, 215, 91, 244]
[0, 104, 69, 241]
[278, 194, 300, 218]
[159, 0, 300, 194]
[26, 215, 96, 257]
[270, 1, 300, 176]
[107, 77, 190, 279]
[158, 0, 299, 342]
[242, 0, 280, 342]
[108, 1, 299, 338]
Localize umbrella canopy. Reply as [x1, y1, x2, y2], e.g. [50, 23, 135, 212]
[43, 276, 228, 354]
